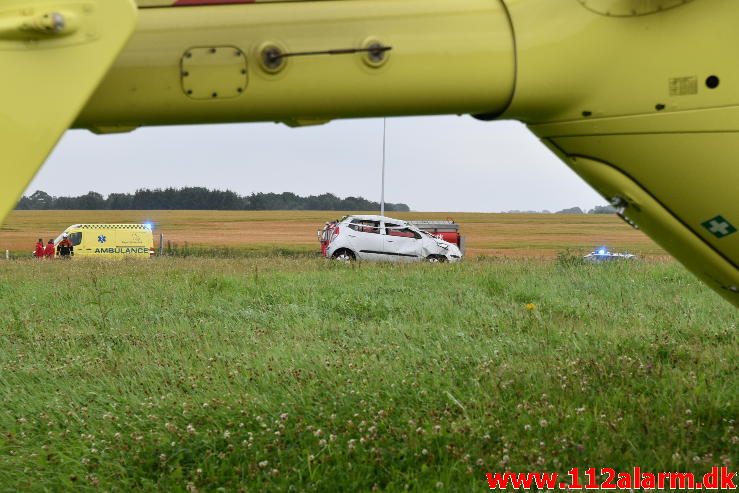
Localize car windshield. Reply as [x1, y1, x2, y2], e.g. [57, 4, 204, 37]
[419, 229, 444, 240]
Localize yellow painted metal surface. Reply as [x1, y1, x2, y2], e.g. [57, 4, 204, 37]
[136, 0, 315, 6]
[0, 0, 137, 227]
[575, 0, 695, 17]
[501, 0, 738, 305]
[503, 0, 736, 123]
[180, 46, 248, 100]
[75, 0, 515, 126]
[567, 155, 738, 305]
[551, 132, 738, 262]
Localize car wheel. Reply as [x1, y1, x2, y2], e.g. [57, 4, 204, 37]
[426, 255, 446, 263]
[332, 249, 356, 262]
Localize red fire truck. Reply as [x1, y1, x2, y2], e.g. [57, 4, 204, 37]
[407, 219, 464, 251]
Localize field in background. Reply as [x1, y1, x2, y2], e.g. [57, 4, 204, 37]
[0, 257, 735, 491]
[1, 210, 663, 258]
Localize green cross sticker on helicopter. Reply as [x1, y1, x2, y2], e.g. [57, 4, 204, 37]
[702, 216, 737, 239]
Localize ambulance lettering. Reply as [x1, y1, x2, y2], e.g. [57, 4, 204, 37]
[95, 247, 148, 254]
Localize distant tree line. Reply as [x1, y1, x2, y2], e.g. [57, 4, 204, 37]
[556, 205, 617, 214]
[16, 188, 411, 212]
[504, 205, 617, 214]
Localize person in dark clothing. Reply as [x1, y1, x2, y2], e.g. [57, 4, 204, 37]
[56, 233, 74, 258]
[34, 239, 44, 259]
[44, 239, 55, 259]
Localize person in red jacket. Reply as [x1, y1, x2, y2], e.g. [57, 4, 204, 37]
[34, 238, 44, 259]
[56, 233, 74, 258]
[44, 239, 55, 259]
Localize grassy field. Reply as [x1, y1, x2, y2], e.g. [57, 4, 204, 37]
[0, 255, 735, 491]
[0, 210, 664, 258]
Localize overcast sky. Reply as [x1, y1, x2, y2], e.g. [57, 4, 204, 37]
[27, 116, 605, 213]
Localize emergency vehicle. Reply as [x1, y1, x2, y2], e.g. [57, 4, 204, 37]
[54, 224, 155, 259]
[407, 220, 464, 251]
[583, 247, 637, 262]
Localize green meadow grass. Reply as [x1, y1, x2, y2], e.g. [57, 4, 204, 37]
[0, 257, 736, 492]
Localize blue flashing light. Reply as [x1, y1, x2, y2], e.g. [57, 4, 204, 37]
[143, 222, 153, 230]
[598, 249, 607, 255]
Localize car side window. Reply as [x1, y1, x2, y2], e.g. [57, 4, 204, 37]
[349, 220, 381, 234]
[384, 223, 401, 235]
[69, 232, 82, 246]
[385, 224, 421, 240]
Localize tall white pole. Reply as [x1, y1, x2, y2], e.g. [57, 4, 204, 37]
[381, 118, 387, 217]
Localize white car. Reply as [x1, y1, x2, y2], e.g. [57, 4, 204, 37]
[321, 215, 463, 262]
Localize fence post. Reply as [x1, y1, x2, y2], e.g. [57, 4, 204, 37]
[5, 249, 8, 260]
[159, 232, 164, 256]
